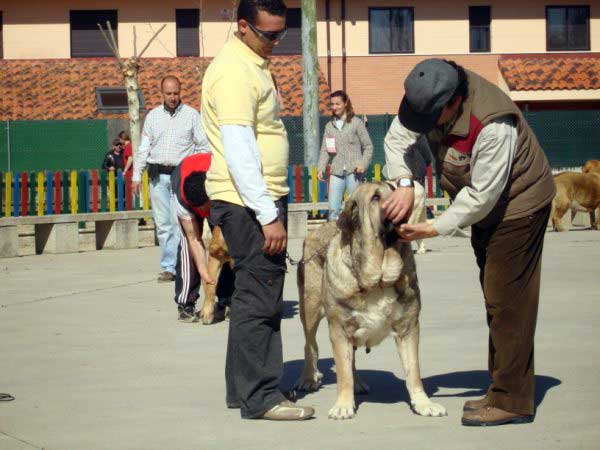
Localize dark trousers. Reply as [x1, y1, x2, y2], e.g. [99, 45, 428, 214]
[471, 204, 551, 415]
[174, 218, 235, 309]
[210, 198, 288, 419]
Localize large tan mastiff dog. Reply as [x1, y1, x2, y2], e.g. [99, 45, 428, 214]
[297, 181, 445, 420]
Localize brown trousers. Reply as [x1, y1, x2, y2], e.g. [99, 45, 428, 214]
[471, 204, 550, 415]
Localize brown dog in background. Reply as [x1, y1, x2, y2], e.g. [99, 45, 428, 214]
[199, 225, 233, 324]
[582, 159, 600, 175]
[551, 170, 600, 232]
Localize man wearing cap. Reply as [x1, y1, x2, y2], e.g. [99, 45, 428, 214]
[382, 59, 555, 426]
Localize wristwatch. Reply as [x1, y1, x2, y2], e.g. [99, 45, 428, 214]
[398, 178, 414, 188]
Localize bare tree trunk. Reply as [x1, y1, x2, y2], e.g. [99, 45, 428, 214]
[123, 58, 142, 156]
[98, 22, 166, 156]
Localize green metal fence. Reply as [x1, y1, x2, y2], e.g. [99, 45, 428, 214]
[0, 120, 108, 172]
[0, 111, 598, 172]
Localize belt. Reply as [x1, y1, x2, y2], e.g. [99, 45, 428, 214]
[148, 163, 175, 175]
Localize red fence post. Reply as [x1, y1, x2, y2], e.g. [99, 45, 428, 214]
[20, 173, 28, 216]
[125, 172, 133, 210]
[294, 165, 303, 203]
[426, 165, 433, 198]
[54, 172, 62, 215]
[91, 170, 99, 213]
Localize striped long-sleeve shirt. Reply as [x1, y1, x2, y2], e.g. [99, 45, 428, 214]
[133, 103, 210, 182]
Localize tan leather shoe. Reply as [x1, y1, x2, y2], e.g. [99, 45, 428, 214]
[261, 400, 314, 421]
[463, 396, 489, 411]
[462, 406, 534, 426]
[157, 271, 175, 283]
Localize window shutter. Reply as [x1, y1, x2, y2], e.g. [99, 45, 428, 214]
[70, 10, 118, 58]
[176, 9, 200, 57]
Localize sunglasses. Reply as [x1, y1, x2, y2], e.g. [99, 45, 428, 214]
[247, 21, 288, 43]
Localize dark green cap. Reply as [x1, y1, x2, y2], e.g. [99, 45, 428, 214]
[399, 59, 459, 133]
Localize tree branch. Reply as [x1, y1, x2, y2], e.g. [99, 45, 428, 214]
[133, 26, 138, 58]
[105, 20, 122, 60]
[138, 24, 167, 58]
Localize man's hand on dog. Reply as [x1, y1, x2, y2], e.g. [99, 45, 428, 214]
[382, 187, 414, 224]
[199, 268, 216, 286]
[397, 223, 439, 241]
[262, 219, 287, 255]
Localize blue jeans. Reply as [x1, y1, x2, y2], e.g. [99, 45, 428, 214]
[328, 171, 362, 221]
[149, 174, 179, 274]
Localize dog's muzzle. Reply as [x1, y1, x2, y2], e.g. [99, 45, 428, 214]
[382, 218, 399, 248]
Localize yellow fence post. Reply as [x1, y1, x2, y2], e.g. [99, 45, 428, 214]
[142, 171, 150, 210]
[310, 166, 318, 216]
[108, 170, 116, 212]
[4, 172, 12, 217]
[70, 170, 78, 214]
[374, 163, 381, 181]
[37, 172, 45, 216]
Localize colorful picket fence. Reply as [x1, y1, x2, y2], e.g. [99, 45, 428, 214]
[0, 169, 150, 218]
[0, 164, 443, 218]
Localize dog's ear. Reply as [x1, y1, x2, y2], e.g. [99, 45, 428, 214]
[337, 198, 359, 245]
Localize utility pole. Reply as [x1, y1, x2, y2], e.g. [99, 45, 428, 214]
[301, 0, 319, 167]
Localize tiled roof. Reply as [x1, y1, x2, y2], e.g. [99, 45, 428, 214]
[0, 56, 331, 121]
[499, 54, 600, 91]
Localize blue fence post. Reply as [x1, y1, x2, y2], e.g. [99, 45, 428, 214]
[117, 170, 125, 211]
[45, 170, 53, 215]
[287, 166, 294, 204]
[13, 172, 20, 217]
[318, 177, 327, 218]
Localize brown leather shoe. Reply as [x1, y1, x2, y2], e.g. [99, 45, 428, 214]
[157, 271, 175, 283]
[463, 396, 489, 411]
[261, 400, 314, 421]
[462, 406, 534, 426]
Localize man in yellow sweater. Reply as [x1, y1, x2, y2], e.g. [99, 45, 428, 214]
[202, 0, 314, 421]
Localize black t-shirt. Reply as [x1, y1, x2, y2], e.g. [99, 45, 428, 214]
[102, 151, 125, 171]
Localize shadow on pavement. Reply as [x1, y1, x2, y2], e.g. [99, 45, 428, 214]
[282, 358, 561, 410]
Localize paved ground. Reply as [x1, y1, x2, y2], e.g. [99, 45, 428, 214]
[0, 228, 599, 450]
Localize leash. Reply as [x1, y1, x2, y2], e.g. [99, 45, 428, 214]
[285, 252, 302, 266]
[286, 241, 331, 267]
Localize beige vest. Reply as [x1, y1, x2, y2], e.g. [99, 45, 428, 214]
[427, 71, 556, 228]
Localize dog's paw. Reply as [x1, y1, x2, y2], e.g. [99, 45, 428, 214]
[416, 245, 426, 255]
[200, 307, 215, 325]
[354, 376, 370, 395]
[296, 371, 323, 392]
[412, 400, 447, 417]
[328, 402, 356, 420]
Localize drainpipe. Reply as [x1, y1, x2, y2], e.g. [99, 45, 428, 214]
[6, 121, 10, 172]
[326, 0, 332, 90]
[341, 0, 346, 92]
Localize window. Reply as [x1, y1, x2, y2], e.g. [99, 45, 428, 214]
[546, 6, 590, 51]
[70, 10, 118, 58]
[369, 7, 414, 54]
[469, 6, 491, 53]
[96, 87, 145, 114]
[272, 8, 301, 55]
[176, 9, 200, 57]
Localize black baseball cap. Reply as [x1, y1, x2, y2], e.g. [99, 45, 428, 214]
[399, 59, 459, 134]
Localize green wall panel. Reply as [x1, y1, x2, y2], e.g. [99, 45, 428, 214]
[5, 120, 108, 172]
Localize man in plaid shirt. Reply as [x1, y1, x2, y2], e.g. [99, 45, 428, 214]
[133, 76, 210, 282]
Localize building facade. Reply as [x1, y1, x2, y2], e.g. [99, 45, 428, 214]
[0, 0, 598, 170]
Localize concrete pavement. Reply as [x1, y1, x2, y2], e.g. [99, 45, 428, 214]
[0, 229, 599, 450]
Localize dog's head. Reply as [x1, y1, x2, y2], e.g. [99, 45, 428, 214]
[337, 181, 398, 248]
